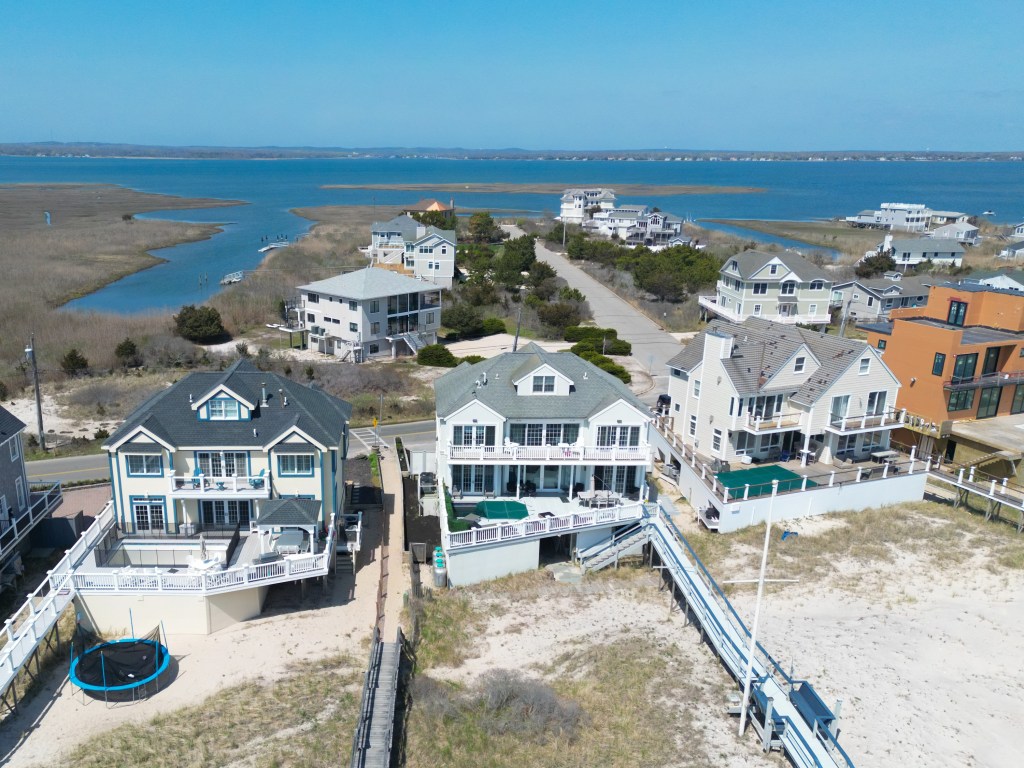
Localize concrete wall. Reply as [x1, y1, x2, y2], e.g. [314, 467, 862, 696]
[75, 586, 268, 635]
[446, 539, 540, 586]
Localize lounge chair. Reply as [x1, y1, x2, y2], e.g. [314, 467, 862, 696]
[249, 468, 266, 489]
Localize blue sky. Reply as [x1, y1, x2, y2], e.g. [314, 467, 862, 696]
[1, 0, 1022, 150]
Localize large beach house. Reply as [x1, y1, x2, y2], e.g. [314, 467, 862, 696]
[434, 344, 652, 585]
[698, 250, 833, 326]
[367, 214, 457, 288]
[559, 188, 617, 224]
[830, 272, 934, 322]
[89, 360, 355, 633]
[298, 266, 442, 362]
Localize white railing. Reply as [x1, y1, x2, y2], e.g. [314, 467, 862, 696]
[74, 511, 336, 596]
[167, 472, 271, 495]
[697, 295, 830, 325]
[733, 411, 805, 432]
[0, 483, 63, 564]
[443, 502, 646, 549]
[445, 443, 650, 464]
[0, 501, 116, 694]
[827, 408, 905, 432]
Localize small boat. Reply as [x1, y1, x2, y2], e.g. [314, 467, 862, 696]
[258, 240, 289, 253]
[219, 271, 244, 286]
[983, 210, 995, 216]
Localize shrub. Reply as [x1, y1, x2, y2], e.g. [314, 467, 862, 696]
[442, 303, 485, 339]
[93, 428, 110, 440]
[481, 317, 506, 336]
[114, 337, 140, 368]
[418, 344, 459, 368]
[564, 326, 618, 343]
[0, 380, 8, 401]
[856, 253, 896, 278]
[537, 301, 583, 331]
[235, 342, 251, 358]
[461, 354, 485, 364]
[173, 304, 228, 343]
[570, 337, 631, 356]
[60, 348, 90, 377]
[576, 350, 631, 384]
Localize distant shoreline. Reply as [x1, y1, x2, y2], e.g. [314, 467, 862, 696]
[321, 182, 764, 195]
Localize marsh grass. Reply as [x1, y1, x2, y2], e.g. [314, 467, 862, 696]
[48, 654, 363, 768]
[56, 372, 171, 422]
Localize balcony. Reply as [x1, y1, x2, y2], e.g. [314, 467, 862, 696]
[825, 409, 905, 434]
[697, 295, 831, 325]
[943, 369, 1024, 391]
[167, 472, 272, 499]
[444, 442, 650, 465]
[733, 411, 805, 433]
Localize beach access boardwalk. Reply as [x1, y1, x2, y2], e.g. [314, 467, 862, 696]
[349, 628, 403, 768]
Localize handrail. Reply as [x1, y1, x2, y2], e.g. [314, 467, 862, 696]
[350, 627, 382, 767]
[943, 369, 1024, 390]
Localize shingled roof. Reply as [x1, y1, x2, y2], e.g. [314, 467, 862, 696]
[0, 405, 26, 444]
[299, 267, 434, 300]
[104, 359, 352, 450]
[723, 250, 831, 282]
[667, 318, 876, 406]
[435, 344, 646, 419]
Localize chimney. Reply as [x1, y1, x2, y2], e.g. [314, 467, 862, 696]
[278, 388, 285, 406]
[706, 329, 734, 359]
[261, 382, 268, 407]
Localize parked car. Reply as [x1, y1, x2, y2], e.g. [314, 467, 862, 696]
[656, 394, 671, 414]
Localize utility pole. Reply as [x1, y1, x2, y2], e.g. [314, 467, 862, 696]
[738, 480, 779, 736]
[378, 393, 384, 449]
[25, 336, 45, 452]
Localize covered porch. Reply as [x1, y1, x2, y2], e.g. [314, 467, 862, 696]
[448, 463, 646, 503]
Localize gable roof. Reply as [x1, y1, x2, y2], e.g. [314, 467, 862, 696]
[887, 237, 966, 254]
[104, 360, 351, 451]
[371, 215, 419, 238]
[402, 198, 453, 212]
[257, 498, 322, 527]
[412, 226, 457, 245]
[722, 250, 831, 282]
[832, 274, 935, 296]
[667, 317, 885, 405]
[435, 343, 646, 420]
[961, 268, 1024, 285]
[0, 405, 25, 444]
[299, 267, 434, 300]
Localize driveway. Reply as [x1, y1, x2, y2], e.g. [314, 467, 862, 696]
[505, 226, 684, 398]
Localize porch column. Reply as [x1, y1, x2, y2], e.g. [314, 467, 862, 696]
[801, 409, 813, 467]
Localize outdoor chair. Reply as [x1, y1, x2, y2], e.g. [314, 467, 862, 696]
[191, 467, 202, 489]
[779, 450, 792, 462]
[249, 468, 266, 489]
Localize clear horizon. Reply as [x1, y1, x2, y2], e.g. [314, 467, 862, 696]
[2, 0, 1022, 151]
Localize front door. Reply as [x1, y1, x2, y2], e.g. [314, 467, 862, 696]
[982, 347, 1000, 376]
[977, 387, 1001, 419]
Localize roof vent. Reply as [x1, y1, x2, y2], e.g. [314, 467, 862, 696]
[253, 428, 258, 437]
[189, 393, 193, 404]
[261, 382, 268, 407]
[279, 388, 285, 406]
[583, 371, 588, 380]
[482, 372, 487, 385]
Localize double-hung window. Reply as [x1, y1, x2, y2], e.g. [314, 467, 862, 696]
[208, 398, 240, 420]
[752, 283, 768, 295]
[198, 451, 248, 478]
[9, 436, 19, 461]
[532, 375, 555, 393]
[126, 454, 162, 476]
[278, 454, 314, 476]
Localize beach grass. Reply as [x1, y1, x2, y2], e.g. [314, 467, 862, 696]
[43, 654, 363, 768]
[704, 218, 884, 259]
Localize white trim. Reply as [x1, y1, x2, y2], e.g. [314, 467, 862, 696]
[107, 425, 176, 452]
[190, 384, 257, 412]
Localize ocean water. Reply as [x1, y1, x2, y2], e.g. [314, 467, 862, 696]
[0, 157, 1021, 313]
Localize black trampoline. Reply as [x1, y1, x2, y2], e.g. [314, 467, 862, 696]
[70, 625, 173, 702]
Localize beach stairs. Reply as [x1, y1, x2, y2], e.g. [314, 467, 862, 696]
[351, 631, 403, 768]
[336, 550, 355, 575]
[394, 332, 427, 354]
[959, 449, 1022, 470]
[577, 522, 650, 572]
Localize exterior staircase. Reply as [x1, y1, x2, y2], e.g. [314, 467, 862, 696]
[393, 332, 427, 354]
[960, 449, 1022, 470]
[578, 523, 650, 572]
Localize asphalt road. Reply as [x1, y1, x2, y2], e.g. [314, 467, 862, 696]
[507, 226, 684, 397]
[25, 419, 438, 483]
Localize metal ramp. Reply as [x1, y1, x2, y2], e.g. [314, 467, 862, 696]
[350, 629, 403, 768]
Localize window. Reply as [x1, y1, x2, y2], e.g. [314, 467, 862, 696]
[201, 500, 251, 528]
[853, 293, 860, 301]
[532, 375, 555, 393]
[859, 358, 870, 375]
[830, 395, 850, 423]
[306, 312, 315, 323]
[867, 297, 874, 307]
[453, 425, 496, 446]
[425, 312, 435, 324]
[441, 246, 448, 255]
[836, 435, 856, 455]
[197, 451, 247, 478]
[15, 477, 26, 511]
[278, 454, 314, 476]
[866, 391, 887, 416]
[371, 322, 380, 335]
[1011, 384, 1024, 415]
[947, 300, 968, 326]
[10, 435, 19, 461]
[674, 403, 680, 412]
[753, 283, 768, 295]
[729, 260, 738, 271]
[712, 429, 723, 452]
[794, 356, 805, 373]
[877, 339, 887, 350]
[809, 303, 818, 315]
[419, 246, 430, 254]
[947, 390, 975, 412]
[349, 300, 357, 311]
[369, 300, 379, 313]
[951, 353, 977, 383]
[208, 398, 240, 420]
[306, 292, 319, 304]
[780, 281, 796, 295]
[596, 426, 640, 447]
[977, 387, 1002, 419]
[932, 353, 946, 376]
[769, 264, 778, 275]
[1020, 347, 1024, 358]
[753, 304, 762, 316]
[126, 454, 162, 476]
[693, 380, 701, 398]
[349, 322, 358, 332]
[369, 343, 379, 354]
[810, 280, 825, 290]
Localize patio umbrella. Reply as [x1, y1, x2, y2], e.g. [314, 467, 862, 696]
[199, 533, 208, 561]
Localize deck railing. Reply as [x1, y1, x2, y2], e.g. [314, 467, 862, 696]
[167, 472, 271, 496]
[443, 502, 646, 549]
[827, 408, 905, 432]
[0, 483, 63, 563]
[445, 442, 650, 464]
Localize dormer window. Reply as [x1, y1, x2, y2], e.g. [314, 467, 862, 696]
[794, 356, 806, 373]
[810, 280, 825, 290]
[730, 260, 738, 272]
[209, 398, 240, 420]
[532, 375, 555, 393]
[769, 264, 779, 275]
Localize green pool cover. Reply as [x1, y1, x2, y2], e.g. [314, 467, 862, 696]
[714, 465, 815, 498]
[473, 500, 530, 520]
